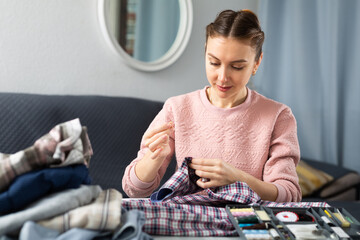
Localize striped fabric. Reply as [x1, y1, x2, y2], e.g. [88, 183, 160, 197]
[0, 118, 93, 192]
[38, 189, 123, 232]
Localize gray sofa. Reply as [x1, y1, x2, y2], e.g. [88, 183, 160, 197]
[0, 92, 359, 201]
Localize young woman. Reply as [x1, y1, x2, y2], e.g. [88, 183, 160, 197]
[122, 9, 301, 202]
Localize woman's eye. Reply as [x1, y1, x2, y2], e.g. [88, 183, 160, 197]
[232, 66, 244, 70]
[210, 62, 220, 66]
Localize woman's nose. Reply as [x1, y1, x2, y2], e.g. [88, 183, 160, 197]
[217, 66, 228, 83]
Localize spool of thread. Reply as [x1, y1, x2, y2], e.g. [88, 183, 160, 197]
[230, 208, 253, 212]
[269, 229, 280, 239]
[345, 216, 354, 224]
[255, 210, 271, 221]
[232, 211, 256, 217]
[333, 213, 350, 228]
[239, 223, 256, 228]
[243, 230, 271, 240]
[243, 229, 269, 234]
[275, 211, 299, 222]
[236, 216, 259, 223]
[242, 223, 268, 230]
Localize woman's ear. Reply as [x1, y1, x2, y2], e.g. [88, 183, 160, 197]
[253, 52, 263, 74]
[256, 52, 263, 68]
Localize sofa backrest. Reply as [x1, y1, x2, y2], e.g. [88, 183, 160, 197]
[0, 92, 176, 197]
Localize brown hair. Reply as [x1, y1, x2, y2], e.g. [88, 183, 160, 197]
[206, 9, 265, 61]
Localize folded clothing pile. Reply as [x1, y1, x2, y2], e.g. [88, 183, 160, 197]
[0, 119, 147, 240]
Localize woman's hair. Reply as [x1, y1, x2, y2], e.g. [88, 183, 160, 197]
[206, 9, 265, 61]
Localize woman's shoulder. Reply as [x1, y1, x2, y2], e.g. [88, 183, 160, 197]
[250, 89, 293, 114]
[165, 88, 203, 106]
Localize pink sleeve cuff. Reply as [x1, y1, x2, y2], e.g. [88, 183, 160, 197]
[129, 165, 156, 189]
[274, 183, 287, 202]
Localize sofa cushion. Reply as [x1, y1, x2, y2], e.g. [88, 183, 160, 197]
[302, 159, 355, 180]
[297, 160, 334, 197]
[301, 159, 360, 200]
[319, 173, 360, 199]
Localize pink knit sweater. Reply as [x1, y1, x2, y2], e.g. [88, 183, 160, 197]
[122, 87, 301, 202]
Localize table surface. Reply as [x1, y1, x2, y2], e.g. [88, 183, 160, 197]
[150, 201, 360, 240]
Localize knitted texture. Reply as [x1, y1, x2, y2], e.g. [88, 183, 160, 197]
[123, 87, 301, 202]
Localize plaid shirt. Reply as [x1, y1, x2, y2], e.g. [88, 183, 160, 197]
[0, 118, 93, 192]
[150, 157, 261, 206]
[124, 157, 329, 237]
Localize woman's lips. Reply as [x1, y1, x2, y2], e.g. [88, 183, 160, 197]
[217, 85, 232, 92]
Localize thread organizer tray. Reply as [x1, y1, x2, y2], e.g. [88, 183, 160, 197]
[226, 204, 360, 240]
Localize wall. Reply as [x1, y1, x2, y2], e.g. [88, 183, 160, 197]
[0, 0, 258, 101]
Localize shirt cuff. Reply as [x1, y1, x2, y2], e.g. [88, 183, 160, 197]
[129, 165, 156, 189]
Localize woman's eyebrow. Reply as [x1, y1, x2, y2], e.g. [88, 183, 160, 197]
[231, 59, 248, 63]
[207, 53, 247, 63]
[207, 53, 219, 60]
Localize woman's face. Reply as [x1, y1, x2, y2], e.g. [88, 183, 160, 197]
[205, 36, 262, 107]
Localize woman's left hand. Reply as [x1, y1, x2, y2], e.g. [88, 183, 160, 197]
[189, 158, 239, 188]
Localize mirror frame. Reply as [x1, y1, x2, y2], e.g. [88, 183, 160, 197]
[98, 0, 193, 72]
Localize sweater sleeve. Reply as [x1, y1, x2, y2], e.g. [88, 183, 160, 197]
[263, 107, 302, 202]
[122, 100, 175, 198]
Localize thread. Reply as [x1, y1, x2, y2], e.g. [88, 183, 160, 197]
[243, 230, 272, 240]
[236, 216, 259, 223]
[242, 223, 268, 230]
[239, 223, 256, 228]
[333, 213, 350, 228]
[255, 210, 271, 221]
[230, 207, 253, 212]
[232, 212, 256, 217]
[230, 207, 260, 224]
[275, 211, 299, 222]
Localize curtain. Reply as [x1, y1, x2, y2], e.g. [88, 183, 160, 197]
[134, 0, 180, 62]
[255, 0, 360, 170]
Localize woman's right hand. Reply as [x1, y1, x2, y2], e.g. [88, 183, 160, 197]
[134, 122, 174, 183]
[143, 122, 174, 162]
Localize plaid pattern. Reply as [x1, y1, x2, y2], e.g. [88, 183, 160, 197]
[150, 157, 202, 202]
[125, 157, 329, 236]
[123, 199, 236, 236]
[150, 157, 261, 206]
[123, 199, 329, 237]
[0, 118, 93, 192]
[260, 201, 329, 208]
[38, 189, 122, 233]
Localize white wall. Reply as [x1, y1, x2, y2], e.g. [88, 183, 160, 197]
[0, 0, 259, 101]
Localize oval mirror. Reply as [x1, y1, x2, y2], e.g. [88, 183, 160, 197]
[98, 0, 193, 72]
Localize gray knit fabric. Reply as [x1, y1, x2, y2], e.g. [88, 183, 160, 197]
[0, 185, 102, 235]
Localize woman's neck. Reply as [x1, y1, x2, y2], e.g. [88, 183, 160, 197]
[207, 87, 248, 108]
